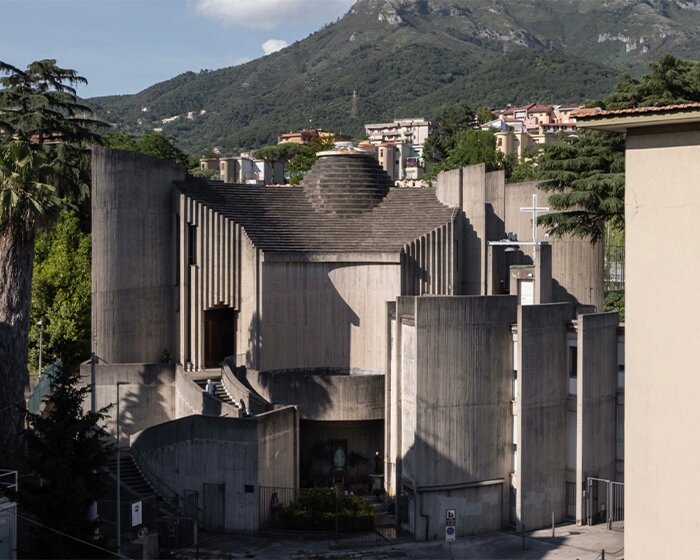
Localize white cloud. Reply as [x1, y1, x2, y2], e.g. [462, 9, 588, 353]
[192, 0, 355, 29]
[261, 39, 289, 55]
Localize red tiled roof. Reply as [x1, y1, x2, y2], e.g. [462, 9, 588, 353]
[578, 102, 700, 119]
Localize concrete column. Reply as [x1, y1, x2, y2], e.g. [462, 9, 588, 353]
[575, 312, 618, 524]
[92, 147, 185, 363]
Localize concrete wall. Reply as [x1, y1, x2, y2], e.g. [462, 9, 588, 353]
[413, 296, 516, 539]
[240, 231, 261, 369]
[505, 182, 604, 310]
[92, 148, 185, 363]
[576, 312, 618, 524]
[80, 362, 176, 445]
[434, 165, 604, 308]
[132, 415, 259, 532]
[391, 295, 516, 539]
[516, 303, 573, 530]
[132, 409, 299, 532]
[623, 126, 700, 558]
[174, 367, 241, 419]
[260, 260, 400, 371]
[257, 406, 299, 489]
[247, 369, 384, 421]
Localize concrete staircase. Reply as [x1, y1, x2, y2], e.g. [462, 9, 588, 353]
[106, 449, 159, 498]
[194, 376, 237, 406]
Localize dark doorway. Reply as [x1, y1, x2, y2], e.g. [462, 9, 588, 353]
[204, 307, 236, 368]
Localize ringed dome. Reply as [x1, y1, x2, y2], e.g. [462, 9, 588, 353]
[301, 142, 394, 215]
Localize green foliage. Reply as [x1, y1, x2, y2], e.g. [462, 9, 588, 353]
[253, 142, 307, 163]
[424, 103, 510, 178]
[537, 130, 625, 241]
[287, 137, 335, 185]
[476, 106, 495, 124]
[281, 487, 374, 532]
[506, 153, 538, 183]
[423, 102, 476, 166]
[105, 131, 189, 167]
[537, 55, 700, 241]
[29, 210, 91, 374]
[0, 140, 59, 231]
[604, 290, 625, 322]
[603, 55, 700, 110]
[0, 59, 104, 218]
[3, 362, 114, 558]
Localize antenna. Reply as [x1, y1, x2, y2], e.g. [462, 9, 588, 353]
[351, 90, 357, 118]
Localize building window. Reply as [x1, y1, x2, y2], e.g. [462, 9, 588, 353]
[568, 345, 577, 395]
[188, 224, 197, 265]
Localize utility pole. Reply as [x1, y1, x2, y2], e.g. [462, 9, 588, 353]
[351, 90, 357, 118]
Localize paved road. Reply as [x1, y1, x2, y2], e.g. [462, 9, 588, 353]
[175, 523, 623, 560]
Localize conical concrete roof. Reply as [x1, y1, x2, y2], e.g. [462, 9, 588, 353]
[301, 149, 393, 215]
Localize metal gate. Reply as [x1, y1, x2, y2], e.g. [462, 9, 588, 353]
[587, 478, 624, 530]
[203, 483, 225, 531]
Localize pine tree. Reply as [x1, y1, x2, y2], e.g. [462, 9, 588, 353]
[537, 55, 700, 241]
[5, 362, 114, 559]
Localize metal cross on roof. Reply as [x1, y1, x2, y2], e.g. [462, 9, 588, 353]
[488, 193, 550, 266]
[520, 194, 549, 245]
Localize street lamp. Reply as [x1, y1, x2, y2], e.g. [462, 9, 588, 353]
[36, 319, 44, 374]
[115, 380, 129, 556]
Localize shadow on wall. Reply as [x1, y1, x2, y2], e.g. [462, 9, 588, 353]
[246, 263, 361, 373]
[255, 371, 334, 419]
[103, 364, 175, 442]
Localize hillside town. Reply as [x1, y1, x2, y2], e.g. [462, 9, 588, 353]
[2, 1, 700, 559]
[196, 103, 596, 187]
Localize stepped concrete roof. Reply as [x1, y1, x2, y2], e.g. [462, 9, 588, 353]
[178, 152, 455, 254]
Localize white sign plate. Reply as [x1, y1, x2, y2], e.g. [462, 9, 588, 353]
[446, 508, 456, 520]
[131, 501, 143, 527]
[445, 525, 456, 542]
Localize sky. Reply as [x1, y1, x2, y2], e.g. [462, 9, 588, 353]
[0, 0, 356, 98]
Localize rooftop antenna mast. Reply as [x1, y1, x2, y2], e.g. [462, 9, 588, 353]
[351, 90, 358, 118]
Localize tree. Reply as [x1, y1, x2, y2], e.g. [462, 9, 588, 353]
[537, 130, 625, 241]
[0, 59, 103, 455]
[423, 102, 477, 166]
[29, 211, 91, 375]
[4, 362, 114, 558]
[105, 131, 189, 168]
[476, 106, 495, 125]
[537, 55, 700, 241]
[441, 129, 503, 173]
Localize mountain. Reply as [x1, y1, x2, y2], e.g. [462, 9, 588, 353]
[88, 0, 700, 153]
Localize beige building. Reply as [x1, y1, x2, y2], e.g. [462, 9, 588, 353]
[578, 103, 700, 559]
[277, 129, 351, 145]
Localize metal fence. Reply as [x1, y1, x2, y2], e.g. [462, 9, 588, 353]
[605, 245, 625, 291]
[586, 478, 624, 531]
[259, 486, 396, 544]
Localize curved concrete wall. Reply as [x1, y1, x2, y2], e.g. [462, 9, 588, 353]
[221, 363, 269, 415]
[131, 409, 299, 532]
[132, 415, 259, 532]
[92, 147, 186, 363]
[247, 369, 384, 421]
[174, 366, 241, 418]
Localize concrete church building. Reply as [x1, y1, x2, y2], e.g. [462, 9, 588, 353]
[88, 144, 622, 537]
